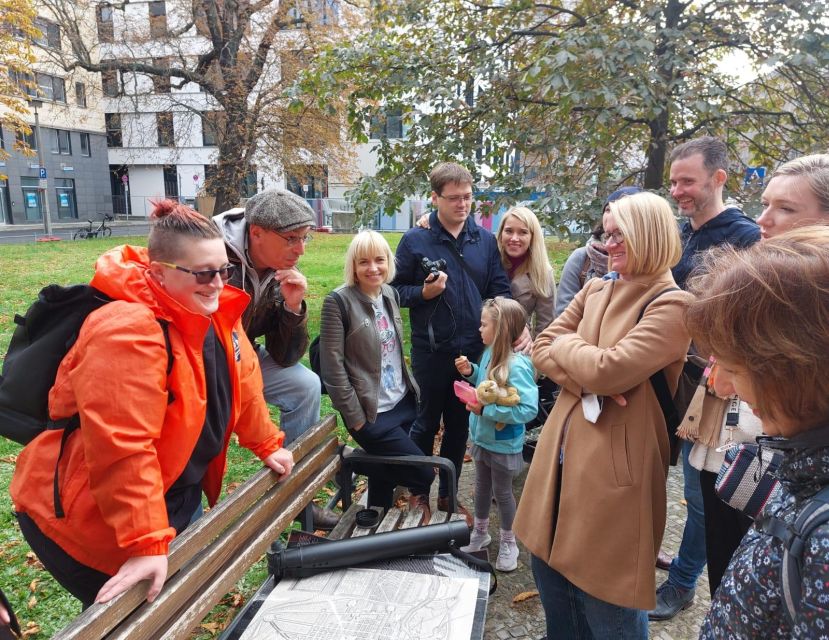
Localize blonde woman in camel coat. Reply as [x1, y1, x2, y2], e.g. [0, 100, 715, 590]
[514, 192, 692, 639]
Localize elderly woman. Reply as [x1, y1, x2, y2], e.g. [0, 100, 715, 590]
[494, 206, 557, 338]
[10, 201, 292, 608]
[688, 227, 829, 638]
[514, 191, 692, 638]
[320, 230, 433, 520]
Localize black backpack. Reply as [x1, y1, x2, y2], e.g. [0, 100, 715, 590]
[756, 484, 829, 623]
[636, 288, 705, 465]
[0, 284, 172, 516]
[308, 291, 347, 395]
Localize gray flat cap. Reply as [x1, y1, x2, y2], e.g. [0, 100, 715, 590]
[244, 188, 316, 232]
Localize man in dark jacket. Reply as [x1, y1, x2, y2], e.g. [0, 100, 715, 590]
[392, 162, 520, 524]
[651, 137, 760, 620]
[214, 189, 338, 530]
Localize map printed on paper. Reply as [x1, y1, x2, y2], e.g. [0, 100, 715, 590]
[237, 567, 479, 640]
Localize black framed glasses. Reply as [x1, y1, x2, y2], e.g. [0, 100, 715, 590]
[159, 262, 235, 284]
[274, 231, 313, 246]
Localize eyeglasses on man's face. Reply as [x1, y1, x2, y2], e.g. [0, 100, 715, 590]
[601, 230, 625, 245]
[159, 262, 235, 284]
[438, 193, 474, 204]
[274, 231, 313, 246]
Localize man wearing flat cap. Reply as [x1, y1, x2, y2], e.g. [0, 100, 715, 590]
[214, 189, 338, 529]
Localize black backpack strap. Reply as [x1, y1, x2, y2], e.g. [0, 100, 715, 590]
[636, 288, 682, 452]
[447, 542, 497, 595]
[53, 318, 174, 518]
[784, 485, 829, 621]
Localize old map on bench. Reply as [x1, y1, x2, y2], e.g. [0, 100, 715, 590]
[237, 565, 478, 640]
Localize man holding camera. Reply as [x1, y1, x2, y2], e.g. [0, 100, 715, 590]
[392, 162, 515, 525]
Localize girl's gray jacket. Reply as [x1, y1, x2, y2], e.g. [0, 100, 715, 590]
[319, 284, 418, 431]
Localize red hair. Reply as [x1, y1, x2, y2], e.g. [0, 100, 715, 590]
[147, 199, 221, 261]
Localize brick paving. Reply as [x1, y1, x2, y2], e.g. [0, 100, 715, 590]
[456, 456, 708, 640]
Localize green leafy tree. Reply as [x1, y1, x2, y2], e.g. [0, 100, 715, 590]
[299, 0, 828, 228]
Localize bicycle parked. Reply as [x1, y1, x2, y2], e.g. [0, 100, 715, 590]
[73, 213, 114, 239]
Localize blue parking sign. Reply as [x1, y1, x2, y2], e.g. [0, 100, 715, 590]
[39, 167, 47, 179]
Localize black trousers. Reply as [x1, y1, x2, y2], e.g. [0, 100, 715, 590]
[699, 469, 753, 596]
[16, 512, 110, 608]
[347, 393, 434, 507]
[409, 349, 474, 499]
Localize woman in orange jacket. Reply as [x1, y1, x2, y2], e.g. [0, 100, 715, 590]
[10, 201, 293, 607]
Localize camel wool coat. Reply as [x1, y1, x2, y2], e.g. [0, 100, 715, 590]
[514, 270, 692, 610]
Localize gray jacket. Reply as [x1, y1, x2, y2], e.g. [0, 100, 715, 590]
[319, 284, 418, 430]
[213, 209, 309, 367]
[510, 267, 556, 337]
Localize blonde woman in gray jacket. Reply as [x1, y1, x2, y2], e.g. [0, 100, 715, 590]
[320, 231, 434, 518]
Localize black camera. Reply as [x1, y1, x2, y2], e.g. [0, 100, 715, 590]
[420, 257, 447, 282]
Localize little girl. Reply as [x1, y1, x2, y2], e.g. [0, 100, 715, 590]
[455, 297, 538, 571]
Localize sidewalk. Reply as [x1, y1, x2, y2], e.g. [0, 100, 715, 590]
[457, 456, 708, 639]
[0, 219, 149, 244]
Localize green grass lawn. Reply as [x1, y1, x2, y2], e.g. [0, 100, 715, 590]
[0, 231, 574, 637]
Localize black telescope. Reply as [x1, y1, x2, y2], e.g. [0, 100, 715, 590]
[270, 521, 471, 579]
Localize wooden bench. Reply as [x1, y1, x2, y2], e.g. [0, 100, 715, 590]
[52, 414, 341, 639]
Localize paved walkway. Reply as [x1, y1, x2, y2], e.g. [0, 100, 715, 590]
[456, 456, 708, 639]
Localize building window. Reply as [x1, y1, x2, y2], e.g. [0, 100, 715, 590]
[75, 82, 87, 108]
[55, 178, 77, 219]
[50, 129, 72, 155]
[149, 1, 167, 38]
[101, 70, 119, 97]
[241, 168, 258, 198]
[34, 18, 61, 50]
[163, 165, 178, 197]
[156, 112, 174, 147]
[80, 132, 91, 157]
[105, 113, 122, 147]
[369, 107, 403, 140]
[97, 4, 114, 43]
[201, 111, 223, 146]
[0, 126, 4, 150]
[151, 58, 171, 93]
[10, 71, 37, 98]
[16, 128, 37, 150]
[36, 73, 66, 103]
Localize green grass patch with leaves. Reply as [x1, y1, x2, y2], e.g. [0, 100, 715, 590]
[0, 231, 574, 637]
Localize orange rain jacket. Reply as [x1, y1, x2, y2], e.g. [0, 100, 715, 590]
[11, 245, 284, 576]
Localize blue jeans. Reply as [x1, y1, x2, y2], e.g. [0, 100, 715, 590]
[257, 347, 321, 445]
[667, 439, 707, 590]
[531, 555, 648, 639]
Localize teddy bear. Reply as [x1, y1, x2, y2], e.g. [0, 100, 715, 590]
[475, 379, 521, 430]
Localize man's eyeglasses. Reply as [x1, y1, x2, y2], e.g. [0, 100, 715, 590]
[438, 194, 474, 204]
[274, 231, 313, 246]
[601, 230, 625, 245]
[159, 262, 235, 284]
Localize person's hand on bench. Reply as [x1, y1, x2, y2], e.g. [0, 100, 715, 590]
[264, 447, 294, 481]
[95, 554, 169, 604]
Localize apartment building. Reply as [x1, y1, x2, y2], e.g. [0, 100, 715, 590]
[1, 13, 110, 225]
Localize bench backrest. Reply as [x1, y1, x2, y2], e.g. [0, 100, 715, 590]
[52, 414, 340, 640]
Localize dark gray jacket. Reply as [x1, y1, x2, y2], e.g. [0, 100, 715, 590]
[213, 209, 309, 367]
[319, 284, 418, 430]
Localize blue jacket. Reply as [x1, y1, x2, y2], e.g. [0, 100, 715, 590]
[672, 207, 760, 289]
[466, 349, 538, 454]
[392, 211, 512, 356]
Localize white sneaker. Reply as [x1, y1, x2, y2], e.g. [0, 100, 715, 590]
[496, 540, 519, 572]
[460, 529, 492, 552]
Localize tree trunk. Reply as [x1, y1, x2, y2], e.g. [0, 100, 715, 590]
[644, 112, 669, 189]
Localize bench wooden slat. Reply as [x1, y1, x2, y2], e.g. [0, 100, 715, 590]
[114, 454, 343, 640]
[52, 415, 338, 640]
[400, 507, 427, 529]
[375, 507, 403, 533]
[327, 492, 367, 541]
[428, 510, 449, 525]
